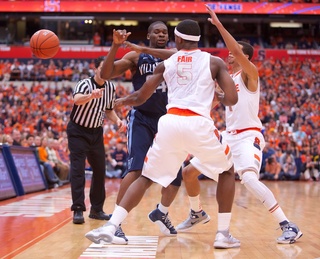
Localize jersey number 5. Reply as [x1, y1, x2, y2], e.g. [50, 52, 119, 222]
[177, 63, 192, 85]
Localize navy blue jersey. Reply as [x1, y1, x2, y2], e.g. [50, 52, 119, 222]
[131, 53, 167, 118]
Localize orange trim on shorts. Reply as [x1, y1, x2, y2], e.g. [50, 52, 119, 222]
[225, 145, 230, 155]
[167, 108, 200, 116]
[214, 129, 220, 139]
[227, 127, 261, 135]
[254, 154, 260, 162]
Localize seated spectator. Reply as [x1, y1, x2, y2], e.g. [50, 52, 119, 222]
[105, 150, 122, 179]
[37, 136, 63, 188]
[46, 138, 70, 181]
[1, 134, 13, 145]
[260, 141, 275, 174]
[11, 128, 22, 146]
[302, 154, 319, 181]
[109, 141, 127, 177]
[281, 153, 300, 181]
[261, 156, 282, 180]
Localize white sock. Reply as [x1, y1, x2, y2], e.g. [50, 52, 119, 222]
[242, 171, 288, 224]
[188, 195, 202, 212]
[269, 204, 288, 225]
[108, 206, 128, 228]
[217, 212, 231, 232]
[158, 203, 169, 214]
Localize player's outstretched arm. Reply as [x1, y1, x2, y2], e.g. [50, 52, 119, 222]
[115, 62, 165, 108]
[124, 41, 176, 60]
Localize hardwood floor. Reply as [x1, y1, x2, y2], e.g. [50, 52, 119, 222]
[1, 178, 319, 259]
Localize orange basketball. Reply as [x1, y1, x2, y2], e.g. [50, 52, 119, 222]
[30, 29, 60, 59]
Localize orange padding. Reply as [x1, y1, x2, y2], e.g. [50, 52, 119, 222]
[167, 108, 200, 116]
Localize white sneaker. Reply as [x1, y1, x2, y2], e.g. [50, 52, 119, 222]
[277, 221, 303, 244]
[85, 223, 116, 244]
[176, 209, 210, 232]
[213, 231, 240, 249]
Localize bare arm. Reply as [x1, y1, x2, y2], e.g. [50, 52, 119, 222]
[212, 57, 238, 106]
[115, 63, 165, 108]
[206, 4, 258, 91]
[105, 110, 125, 131]
[125, 41, 176, 60]
[100, 29, 135, 80]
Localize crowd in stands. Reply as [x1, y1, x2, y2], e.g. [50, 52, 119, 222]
[0, 55, 319, 187]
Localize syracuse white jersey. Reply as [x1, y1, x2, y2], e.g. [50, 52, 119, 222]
[163, 49, 215, 120]
[225, 70, 262, 132]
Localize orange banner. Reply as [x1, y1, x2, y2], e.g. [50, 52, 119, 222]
[0, 1, 319, 15]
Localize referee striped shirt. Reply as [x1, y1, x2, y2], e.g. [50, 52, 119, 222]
[70, 77, 116, 128]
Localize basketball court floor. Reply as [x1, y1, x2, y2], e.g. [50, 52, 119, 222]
[1, 178, 319, 259]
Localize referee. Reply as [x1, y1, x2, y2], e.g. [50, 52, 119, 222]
[67, 56, 124, 224]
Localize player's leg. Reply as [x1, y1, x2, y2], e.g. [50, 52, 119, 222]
[149, 169, 182, 236]
[113, 110, 156, 244]
[85, 175, 153, 244]
[176, 165, 210, 232]
[213, 166, 240, 248]
[233, 131, 302, 244]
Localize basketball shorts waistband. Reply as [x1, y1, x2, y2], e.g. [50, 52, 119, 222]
[167, 108, 200, 116]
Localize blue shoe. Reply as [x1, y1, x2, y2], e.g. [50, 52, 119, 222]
[148, 204, 177, 236]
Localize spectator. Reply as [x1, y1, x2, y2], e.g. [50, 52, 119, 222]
[36, 136, 63, 188]
[302, 154, 319, 181]
[292, 125, 307, 147]
[109, 141, 127, 177]
[11, 128, 22, 146]
[281, 153, 299, 181]
[261, 156, 282, 180]
[1, 134, 13, 145]
[46, 138, 70, 181]
[26, 134, 35, 147]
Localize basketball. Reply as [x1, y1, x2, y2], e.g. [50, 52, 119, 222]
[30, 29, 60, 59]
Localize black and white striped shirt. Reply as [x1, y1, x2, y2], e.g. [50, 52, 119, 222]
[70, 77, 116, 128]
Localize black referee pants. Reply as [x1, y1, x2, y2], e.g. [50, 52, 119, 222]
[67, 121, 106, 212]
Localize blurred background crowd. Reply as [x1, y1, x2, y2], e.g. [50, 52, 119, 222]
[0, 54, 319, 186]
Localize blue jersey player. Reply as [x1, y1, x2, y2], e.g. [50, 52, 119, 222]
[100, 21, 182, 244]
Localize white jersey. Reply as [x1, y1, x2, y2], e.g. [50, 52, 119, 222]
[163, 49, 215, 120]
[225, 70, 262, 131]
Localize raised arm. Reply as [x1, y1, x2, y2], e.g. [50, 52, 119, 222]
[206, 4, 258, 90]
[125, 41, 176, 60]
[100, 29, 135, 80]
[115, 62, 165, 108]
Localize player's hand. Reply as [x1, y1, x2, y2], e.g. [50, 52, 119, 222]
[116, 119, 126, 132]
[124, 41, 143, 53]
[114, 98, 125, 108]
[91, 88, 104, 99]
[113, 29, 132, 45]
[205, 4, 220, 26]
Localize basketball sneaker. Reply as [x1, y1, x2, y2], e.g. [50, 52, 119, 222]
[148, 205, 177, 236]
[277, 221, 303, 244]
[85, 222, 116, 244]
[213, 231, 241, 249]
[112, 225, 128, 245]
[176, 209, 211, 232]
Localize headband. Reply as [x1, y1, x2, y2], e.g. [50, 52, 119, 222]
[174, 27, 200, 42]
